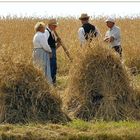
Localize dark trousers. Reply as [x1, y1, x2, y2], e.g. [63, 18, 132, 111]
[112, 45, 122, 57]
[50, 48, 57, 84]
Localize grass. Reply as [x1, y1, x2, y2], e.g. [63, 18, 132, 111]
[0, 120, 140, 140]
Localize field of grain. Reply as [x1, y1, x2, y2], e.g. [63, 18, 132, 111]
[0, 16, 140, 140]
[0, 17, 140, 73]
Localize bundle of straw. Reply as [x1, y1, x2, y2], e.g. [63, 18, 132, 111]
[64, 45, 140, 121]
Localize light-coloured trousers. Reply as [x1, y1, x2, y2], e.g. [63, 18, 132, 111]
[33, 48, 52, 84]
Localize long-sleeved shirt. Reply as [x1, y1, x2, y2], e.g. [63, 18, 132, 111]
[105, 25, 121, 47]
[33, 31, 52, 53]
[78, 26, 100, 46]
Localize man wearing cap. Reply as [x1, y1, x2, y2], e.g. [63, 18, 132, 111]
[45, 19, 60, 84]
[104, 17, 122, 57]
[78, 13, 99, 47]
[33, 22, 52, 84]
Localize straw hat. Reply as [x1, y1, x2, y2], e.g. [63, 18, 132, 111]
[34, 22, 45, 31]
[48, 19, 58, 26]
[79, 13, 90, 20]
[105, 17, 115, 23]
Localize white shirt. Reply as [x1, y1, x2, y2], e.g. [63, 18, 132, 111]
[33, 31, 52, 52]
[78, 26, 100, 46]
[105, 25, 121, 47]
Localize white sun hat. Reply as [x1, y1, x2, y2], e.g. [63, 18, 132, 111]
[105, 17, 115, 23]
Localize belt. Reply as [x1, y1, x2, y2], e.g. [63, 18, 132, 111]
[112, 45, 121, 48]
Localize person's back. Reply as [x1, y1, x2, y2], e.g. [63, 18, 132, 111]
[78, 13, 99, 47]
[82, 22, 97, 40]
[33, 32, 45, 48]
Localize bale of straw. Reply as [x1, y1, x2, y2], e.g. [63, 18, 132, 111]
[0, 61, 69, 123]
[64, 45, 140, 121]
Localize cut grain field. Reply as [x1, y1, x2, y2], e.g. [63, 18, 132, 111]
[0, 17, 140, 140]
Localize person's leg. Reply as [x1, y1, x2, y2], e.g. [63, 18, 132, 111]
[45, 53, 53, 84]
[112, 46, 122, 58]
[33, 49, 52, 84]
[50, 57, 57, 84]
[119, 47, 122, 58]
[33, 48, 45, 70]
[50, 48, 57, 84]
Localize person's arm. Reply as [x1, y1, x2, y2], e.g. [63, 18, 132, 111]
[104, 31, 110, 42]
[39, 33, 52, 53]
[78, 27, 86, 46]
[94, 26, 100, 37]
[56, 41, 61, 49]
[53, 31, 61, 49]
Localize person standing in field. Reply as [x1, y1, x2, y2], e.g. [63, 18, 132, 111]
[33, 22, 52, 84]
[45, 19, 60, 85]
[78, 13, 99, 47]
[104, 17, 122, 57]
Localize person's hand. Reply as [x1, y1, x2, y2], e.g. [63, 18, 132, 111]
[57, 37, 61, 43]
[104, 37, 110, 42]
[109, 36, 114, 42]
[57, 42, 61, 48]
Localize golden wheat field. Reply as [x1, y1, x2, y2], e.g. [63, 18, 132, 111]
[0, 17, 140, 140]
[0, 17, 140, 73]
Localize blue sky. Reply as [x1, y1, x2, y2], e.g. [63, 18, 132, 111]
[0, 2, 140, 18]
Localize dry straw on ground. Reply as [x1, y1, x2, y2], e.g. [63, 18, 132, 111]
[0, 44, 70, 124]
[63, 43, 140, 121]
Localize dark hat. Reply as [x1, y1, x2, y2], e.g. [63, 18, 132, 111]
[79, 13, 90, 20]
[48, 19, 58, 26]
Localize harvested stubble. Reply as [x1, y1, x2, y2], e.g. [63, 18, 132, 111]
[64, 45, 140, 121]
[0, 45, 69, 124]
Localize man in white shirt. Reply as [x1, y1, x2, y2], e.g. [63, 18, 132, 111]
[33, 22, 52, 84]
[78, 13, 99, 47]
[45, 19, 60, 85]
[104, 17, 122, 57]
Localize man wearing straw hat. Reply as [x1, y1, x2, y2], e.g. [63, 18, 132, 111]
[33, 22, 52, 84]
[45, 19, 60, 85]
[78, 13, 99, 47]
[104, 17, 122, 57]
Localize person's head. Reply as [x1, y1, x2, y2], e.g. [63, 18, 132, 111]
[48, 19, 58, 31]
[79, 13, 90, 25]
[34, 22, 45, 33]
[105, 18, 115, 28]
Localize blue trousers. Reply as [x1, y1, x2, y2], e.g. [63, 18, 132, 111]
[50, 48, 57, 84]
